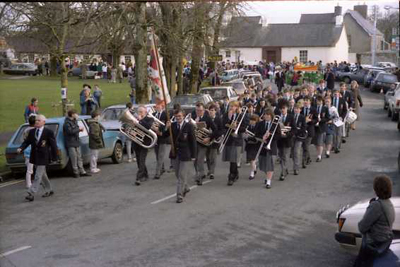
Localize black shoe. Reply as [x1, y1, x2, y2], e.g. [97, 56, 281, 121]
[183, 188, 190, 197]
[81, 172, 92, 177]
[209, 174, 214, 180]
[176, 197, 183, 203]
[316, 157, 322, 162]
[325, 153, 330, 158]
[249, 175, 255, 180]
[154, 176, 160, 180]
[135, 180, 141, 186]
[196, 177, 203, 186]
[266, 184, 271, 189]
[335, 149, 340, 154]
[227, 180, 234, 186]
[342, 139, 346, 144]
[306, 158, 312, 165]
[73, 173, 80, 178]
[279, 174, 285, 181]
[294, 170, 299, 175]
[285, 169, 289, 175]
[42, 191, 54, 198]
[25, 193, 34, 202]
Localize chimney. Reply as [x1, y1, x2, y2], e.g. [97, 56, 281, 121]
[335, 6, 343, 26]
[354, 5, 368, 19]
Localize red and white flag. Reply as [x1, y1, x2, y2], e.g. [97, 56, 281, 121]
[148, 34, 171, 105]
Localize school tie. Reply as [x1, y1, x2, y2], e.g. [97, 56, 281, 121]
[295, 114, 299, 125]
[282, 115, 286, 123]
[317, 106, 321, 115]
[177, 123, 180, 132]
[305, 107, 309, 117]
[35, 129, 40, 143]
[157, 112, 160, 119]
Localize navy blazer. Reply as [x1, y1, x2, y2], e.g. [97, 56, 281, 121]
[277, 113, 295, 148]
[301, 106, 317, 138]
[255, 119, 281, 156]
[222, 111, 249, 147]
[331, 96, 348, 120]
[153, 110, 168, 144]
[167, 121, 197, 161]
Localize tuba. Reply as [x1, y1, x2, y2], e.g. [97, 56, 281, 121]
[119, 108, 158, 149]
[147, 112, 166, 133]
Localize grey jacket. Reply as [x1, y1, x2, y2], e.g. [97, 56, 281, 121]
[358, 198, 395, 244]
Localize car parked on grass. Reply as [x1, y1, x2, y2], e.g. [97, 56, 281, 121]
[68, 65, 98, 79]
[385, 83, 400, 122]
[166, 94, 213, 115]
[199, 86, 239, 103]
[335, 197, 400, 252]
[370, 72, 399, 93]
[5, 116, 124, 175]
[3, 63, 38, 76]
[223, 79, 247, 95]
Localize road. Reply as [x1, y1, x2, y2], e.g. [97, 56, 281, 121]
[0, 87, 399, 267]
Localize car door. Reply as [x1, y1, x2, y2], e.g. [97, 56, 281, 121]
[77, 120, 91, 164]
[99, 126, 115, 158]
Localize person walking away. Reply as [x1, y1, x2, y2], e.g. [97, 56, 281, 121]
[93, 84, 103, 108]
[87, 110, 105, 174]
[17, 115, 58, 201]
[24, 98, 39, 123]
[23, 115, 36, 188]
[354, 175, 395, 267]
[324, 67, 335, 90]
[350, 81, 363, 130]
[165, 109, 197, 203]
[63, 109, 91, 178]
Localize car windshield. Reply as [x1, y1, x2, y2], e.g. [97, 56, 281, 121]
[229, 83, 245, 91]
[200, 89, 227, 99]
[101, 108, 125, 121]
[170, 96, 203, 106]
[13, 124, 59, 145]
[382, 75, 398, 83]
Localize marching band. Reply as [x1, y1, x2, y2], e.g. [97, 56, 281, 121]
[119, 82, 358, 203]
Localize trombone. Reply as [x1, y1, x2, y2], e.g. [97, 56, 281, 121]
[254, 115, 281, 161]
[218, 106, 248, 154]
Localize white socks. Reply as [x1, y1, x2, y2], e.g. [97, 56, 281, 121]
[250, 171, 255, 176]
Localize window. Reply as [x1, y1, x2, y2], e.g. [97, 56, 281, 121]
[225, 50, 231, 58]
[299, 50, 308, 63]
[347, 35, 351, 47]
[77, 120, 88, 138]
[125, 56, 131, 62]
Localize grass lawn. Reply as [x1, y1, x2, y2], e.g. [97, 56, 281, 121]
[0, 75, 134, 133]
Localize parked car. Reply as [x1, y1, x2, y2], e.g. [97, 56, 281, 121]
[166, 94, 213, 115]
[238, 70, 255, 78]
[364, 68, 386, 88]
[242, 72, 263, 85]
[336, 68, 370, 84]
[386, 83, 400, 122]
[223, 79, 247, 95]
[5, 116, 124, 175]
[370, 72, 399, 93]
[377, 62, 397, 69]
[3, 63, 38, 76]
[68, 65, 97, 78]
[220, 69, 239, 82]
[335, 197, 400, 252]
[370, 239, 400, 267]
[199, 86, 239, 103]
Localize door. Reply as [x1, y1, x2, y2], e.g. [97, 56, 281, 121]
[266, 51, 276, 64]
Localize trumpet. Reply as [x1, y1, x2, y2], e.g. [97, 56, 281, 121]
[119, 108, 158, 149]
[218, 106, 248, 154]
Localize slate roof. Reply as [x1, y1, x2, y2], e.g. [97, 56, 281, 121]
[222, 23, 344, 48]
[345, 10, 383, 36]
[299, 13, 336, 24]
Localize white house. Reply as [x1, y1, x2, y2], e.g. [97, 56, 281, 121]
[221, 7, 350, 64]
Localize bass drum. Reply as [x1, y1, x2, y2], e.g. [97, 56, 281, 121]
[346, 111, 358, 124]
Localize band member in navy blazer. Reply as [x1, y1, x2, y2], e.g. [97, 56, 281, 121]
[206, 104, 224, 180]
[165, 109, 197, 203]
[301, 96, 317, 168]
[292, 103, 307, 175]
[18, 114, 58, 202]
[152, 103, 168, 180]
[332, 89, 347, 153]
[313, 96, 330, 162]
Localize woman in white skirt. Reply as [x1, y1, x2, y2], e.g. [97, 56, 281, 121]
[255, 109, 281, 189]
[221, 101, 249, 186]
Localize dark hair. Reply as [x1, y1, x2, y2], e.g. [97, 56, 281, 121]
[126, 102, 133, 108]
[316, 96, 324, 102]
[373, 175, 392, 199]
[263, 108, 275, 118]
[174, 109, 185, 116]
[339, 82, 346, 88]
[28, 115, 36, 126]
[196, 102, 205, 108]
[303, 96, 311, 102]
[31, 98, 37, 104]
[246, 102, 254, 109]
[83, 83, 91, 89]
[173, 103, 181, 110]
[91, 110, 100, 118]
[68, 109, 78, 117]
[208, 104, 217, 111]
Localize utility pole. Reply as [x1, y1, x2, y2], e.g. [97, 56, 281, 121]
[371, 5, 377, 66]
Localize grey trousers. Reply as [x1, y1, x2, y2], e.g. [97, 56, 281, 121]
[302, 136, 312, 164]
[278, 146, 290, 174]
[293, 140, 303, 171]
[28, 165, 52, 195]
[125, 140, 135, 159]
[172, 159, 190, 197]
[194, 145, 207, 180]
[333, 125, 342, 150]
[154, 143, 167, 177]
[67, 147, 86, 175]
[206, 147, 217, 175]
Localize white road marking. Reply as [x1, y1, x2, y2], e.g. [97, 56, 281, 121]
[0, 180, 24, 188]
[0, 246, 32, 257]
[151, 180, 212, 204]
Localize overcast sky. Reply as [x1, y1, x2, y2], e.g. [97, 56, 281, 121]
[244, 1, 398, 23]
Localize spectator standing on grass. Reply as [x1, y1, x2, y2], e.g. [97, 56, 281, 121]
[97, 62, 103, 78]
[88, 110, 105, 174]
[111, 65, 117, 83]
[24, 98, 39, 123]
[108, 64, 112, 83]
[80, 84, 91, 115]
[45, 60, 49, 76]
[102, 63, 108, 80]
[93, 84, 103, 108]
[63, 109, 92, 178]
[117, 63, 124, 83]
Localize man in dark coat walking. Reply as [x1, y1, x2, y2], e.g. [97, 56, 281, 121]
[324, 67, 335, 90]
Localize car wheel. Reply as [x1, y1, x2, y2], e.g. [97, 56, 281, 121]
[392, 112, 399, 122]
[344, 77, 351, 84]
[111, 142, 123, 164]
[388, 108, 392, 117]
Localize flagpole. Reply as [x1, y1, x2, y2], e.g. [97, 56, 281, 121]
[151, 28, 175, 157]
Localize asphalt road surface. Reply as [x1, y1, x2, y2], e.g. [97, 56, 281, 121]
[0, 87, 399, 267]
